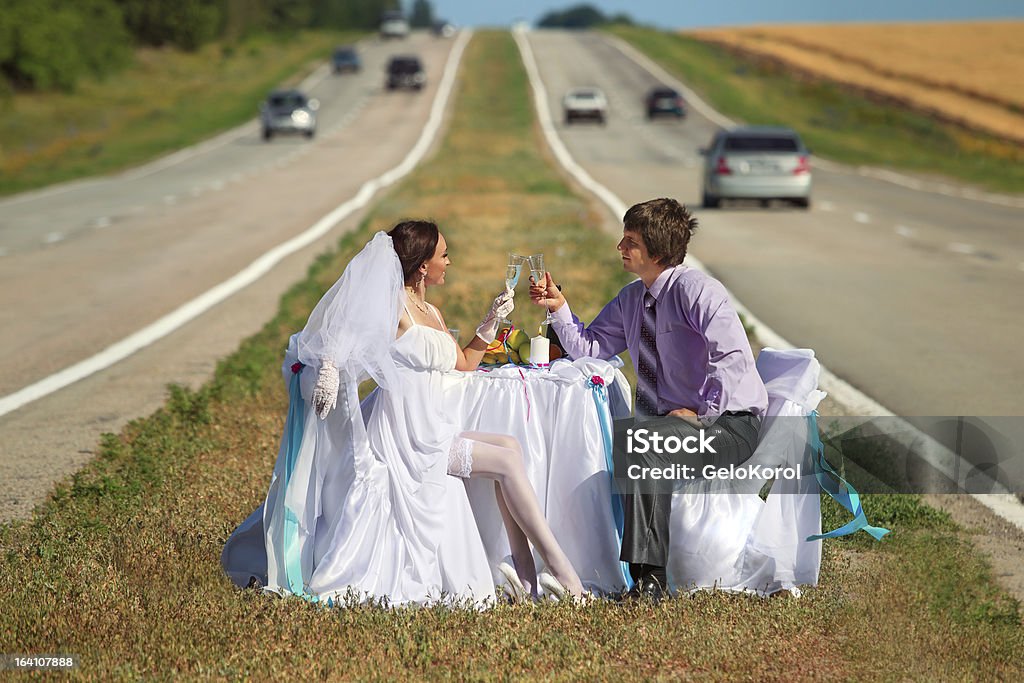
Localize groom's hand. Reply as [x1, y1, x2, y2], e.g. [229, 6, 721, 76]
[667, 407, 702, 428]
[529, 272, 565, 312]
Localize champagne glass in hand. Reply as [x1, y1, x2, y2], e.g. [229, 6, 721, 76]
[528, 253, 554, 330]
[501, 253, 524, 333]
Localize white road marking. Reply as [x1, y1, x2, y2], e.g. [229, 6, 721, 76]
[819, 200, 835, 212]
[948, 242, 975, 255]
[45, 232, 64, 244]
[854, 212, 871, 223]
[93, 216, 112, 228]
[0, 248, 7, 257]
[895, 225, 914, 238]
[1019, 263, 1024, 272]
[0, 29, 473, 420]
[163, 195, 177, 205]
[515, 27, 1024, 530]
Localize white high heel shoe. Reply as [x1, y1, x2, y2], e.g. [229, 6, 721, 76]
[539, 572, 594, 604]
[498, 562, 530, 604]
[538, 572, 569, 601]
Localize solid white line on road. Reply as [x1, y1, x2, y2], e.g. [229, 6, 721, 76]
[948, 242, 975, 255]
[602, 35, 1024, 209]
[514, 29, 627, 221]
[514, 28, 1024, 531]
[0, 30, 474, 420]
[895, 225, 914, 238]
[854, 212, 871, 224]
[44, 232, 64, 244]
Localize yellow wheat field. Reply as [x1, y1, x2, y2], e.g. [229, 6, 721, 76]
[689, 21, 1024, 143]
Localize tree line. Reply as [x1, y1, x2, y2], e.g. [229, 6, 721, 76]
[0, 0, 415, 93]
[536, 4, 634, 29]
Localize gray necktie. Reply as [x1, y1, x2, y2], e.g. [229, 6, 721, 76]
[635, 292, 659, 417]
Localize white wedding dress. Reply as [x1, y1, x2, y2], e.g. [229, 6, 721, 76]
[221, 234, 496, 607]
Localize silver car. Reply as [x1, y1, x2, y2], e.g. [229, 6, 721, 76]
[260, 90, 319, 141]
[701, 127, 812, 208]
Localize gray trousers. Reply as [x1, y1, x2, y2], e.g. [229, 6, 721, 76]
[612, 412, 761, 566]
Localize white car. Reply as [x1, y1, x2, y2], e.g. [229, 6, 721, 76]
[562, 87, 607, 125]
[380, 11, 409, 39]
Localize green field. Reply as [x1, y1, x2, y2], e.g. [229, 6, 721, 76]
[606, 25, 1024, 195]
[0, 30, 1020, 680]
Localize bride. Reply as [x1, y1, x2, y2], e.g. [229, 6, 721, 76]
[221, 221, 584, 605]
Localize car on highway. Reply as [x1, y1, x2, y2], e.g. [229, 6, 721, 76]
[331, 46, 361, 74]
[562, 87, 607, 125]
[259, 90, 319, 141]
[386, 55, 426, 91]
[432, 20, 456, 38]
[645, 86, 686, 119]
[700, 126, 812, 208]
[380, 11, 410, 39]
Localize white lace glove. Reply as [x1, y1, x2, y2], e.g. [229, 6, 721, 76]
[311, 358, 339, 419]
[475, 289, 515, 343]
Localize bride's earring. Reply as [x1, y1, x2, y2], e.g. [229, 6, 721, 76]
[418, 270, 426, 288]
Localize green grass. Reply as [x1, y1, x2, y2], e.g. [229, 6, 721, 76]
[0, 30, 360, 197]
[0, 31, 1021, 680]
[606, 25, 1024, 195]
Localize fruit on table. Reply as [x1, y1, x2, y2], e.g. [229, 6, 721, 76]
[505, 328, 528, 351]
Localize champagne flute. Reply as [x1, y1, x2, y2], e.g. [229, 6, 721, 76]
[528, 253, 554, 331]
[500, 253, 524, 336]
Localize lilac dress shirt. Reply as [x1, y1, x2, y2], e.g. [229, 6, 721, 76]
[551, 265, 768, 421]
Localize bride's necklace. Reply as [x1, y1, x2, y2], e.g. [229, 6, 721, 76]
[405, 288, 430, 315]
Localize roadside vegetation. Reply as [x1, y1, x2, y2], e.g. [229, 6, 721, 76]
[606, 24, 1024, 195]
[0, 31, 1020, 679]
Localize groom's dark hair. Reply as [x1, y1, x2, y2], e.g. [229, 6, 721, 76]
[389, 220, 440, 285]
[623, 198, 697, 267]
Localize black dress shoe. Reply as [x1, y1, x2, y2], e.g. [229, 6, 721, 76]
[622, 575, 665, 603]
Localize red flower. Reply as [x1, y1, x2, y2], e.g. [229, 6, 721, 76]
[291, 362, 304, 374]
[590, 375, 605, 387]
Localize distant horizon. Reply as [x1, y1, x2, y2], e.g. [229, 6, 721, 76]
[477, 16, 1024, 30]
[428, 0, 1024, 31]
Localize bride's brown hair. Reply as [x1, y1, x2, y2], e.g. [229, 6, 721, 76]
[388, 220, 439, 285]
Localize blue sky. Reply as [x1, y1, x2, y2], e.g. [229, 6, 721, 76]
[428, 0, 1024, 29]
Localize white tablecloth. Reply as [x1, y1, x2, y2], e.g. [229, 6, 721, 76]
[442, 357, 632, 594]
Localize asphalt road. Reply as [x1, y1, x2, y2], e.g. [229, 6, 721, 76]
[525, 31, 1024, 416]
[0, 32, 459, 521]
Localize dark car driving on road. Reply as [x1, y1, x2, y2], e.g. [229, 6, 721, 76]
[386, 55, 425, 91]
[645, 86, 686, 119]
[331, 46, 361, 74]
[259, 90, 319, 141]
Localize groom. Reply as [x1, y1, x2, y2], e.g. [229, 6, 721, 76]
[531, 198, 767, 599]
